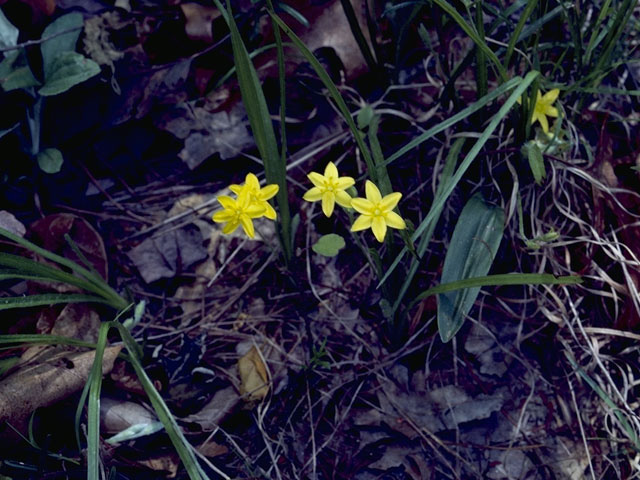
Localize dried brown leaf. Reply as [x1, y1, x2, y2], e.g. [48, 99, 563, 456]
[238, 345, 269, 401]
[0, 346, 121, 427]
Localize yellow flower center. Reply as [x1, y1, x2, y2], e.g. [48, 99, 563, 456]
[373, 207, 382, 217]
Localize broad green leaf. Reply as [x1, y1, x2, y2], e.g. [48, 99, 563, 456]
[0, 50, 39, 92]
[523, 141, 545, 184]
[41, 12, 83, 77]
[312, 234, 345, 257]
[39, 51, 100, 96]
[437, 194, 505, 342]
[0, 9, 18, 49]
[37, 147, 64, 173]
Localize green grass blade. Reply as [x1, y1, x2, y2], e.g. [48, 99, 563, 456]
[86, 322, 111, 480]
[384, 76, 521, 167]
[393, 137, 465, 312]
[0, 334, 95, 348]
[0, 228, 127, 310]
[412, 273, 582, 305]
[379, 71, 539, 288]
[0, 293, 114, 310]
[268, 11, 378, 181]
[339, 0, 379, 75]
[213, 0, 292, 262]
[503, 0, 537, 69]
[431, 0, 507, 83]
[114, 323, 209, 479]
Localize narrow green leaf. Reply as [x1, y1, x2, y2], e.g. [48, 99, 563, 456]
[503, 0, 537, 69]
[39, 51, 100, 96]
[0, 293, 112, 310]
[86, 322, 110, 480]
[431, 0, 508, 82]
[392, 137, 466, 312]
[0, 227, 128, 310]
[267, 11, 377, 181]
[413, 273, 581, 304]
[114, 323, 208, 479]
[214, 0, 291, 262]
[384, 76, 522, 167]
[312, 234, 345, 257]
[438, 194, 505, 342]
[41, 12, 83, 77]
[37, 148, 64, 173]
[379, 71, 540, 287]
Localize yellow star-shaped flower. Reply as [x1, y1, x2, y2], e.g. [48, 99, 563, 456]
[531, 88, 560, 133]
[230, 173, 279, 220]
[350, 180, 406, 243]
[303, 162, 355, 217]
[212, 189, 265, 238]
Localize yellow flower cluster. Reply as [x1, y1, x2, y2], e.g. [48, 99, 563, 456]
[212, 173, 279, 238]
[302, 162, 406, 243]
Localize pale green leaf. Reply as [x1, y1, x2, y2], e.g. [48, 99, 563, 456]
[523, 142, 546, 184]
[39, 51, 100, 96]
[312, 234, 345, 257]
[37, 147, 64, 173]
[41, 12, 83, 77]
[0, 9, 18, 49]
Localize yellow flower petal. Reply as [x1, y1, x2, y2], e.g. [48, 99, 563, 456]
[544, 106, 559, 118]
[222, 220, 240, 234]
[542, 88, 559, 104]
[213, 210, 234, 222]
[351, 197, 374, 215]
[260, 184, 279, 200]
[324, 161, 339, 179]
[385, 211, 406, 229]
[321, 192, 335, 217]
[380, 192, 402, 212]
[240, 215, 255, 238]
[217, 195, 236, 209]
[538, 113, 549, 133]
[308, 172, 326, 188]
[263, 203, 277, 220]
[303, 187, 323, 202]
[335, 190, 352, 208]
[229, 185, 243, 195]
[371, 216, 387, 242]
[245, 173, 260, 190]
[246, 204, 266, 217]
[364, 180, 382, 203]
[351, 214, 372, 232]
[336, 176, 355, 189]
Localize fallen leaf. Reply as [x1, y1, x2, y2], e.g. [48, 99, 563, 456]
[159, 102, 254, 169]
[0, 211, 26, 237]
[34, 303, 101, 342]
[0, 346, 121, 430]
[138, 453, 179, 478]
[184, 386, 239, 430]
[238, 345, 269, 401]
[29, 213, 108, 283]
[181, 3, 219, 43]
[127, 226, 207, 283]
[100, 396, 157, 434]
